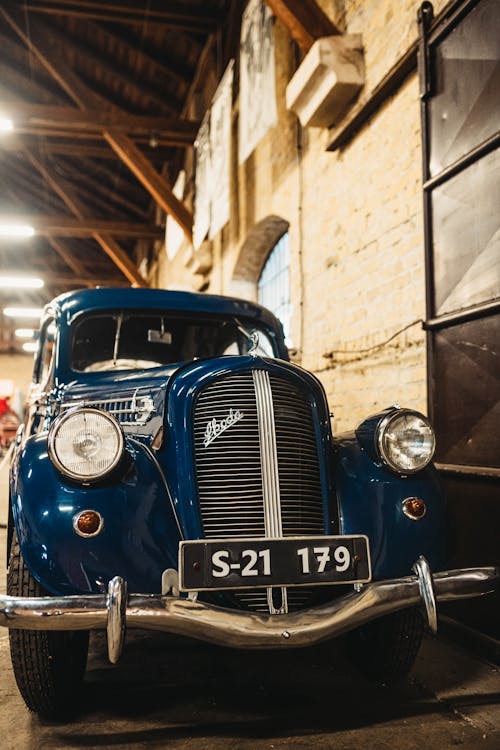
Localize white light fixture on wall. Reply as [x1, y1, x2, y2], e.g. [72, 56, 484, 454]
[0, 224, 35, 238]
[4, 307, 43, 319]
[0, 276, 44, 289]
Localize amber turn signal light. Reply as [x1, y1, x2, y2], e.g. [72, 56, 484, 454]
[73, 510, 104, 537]
[402, 497, 426, 520]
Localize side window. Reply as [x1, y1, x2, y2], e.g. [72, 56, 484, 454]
[258, 232, 291, 345]
[36, 320, 57, 388]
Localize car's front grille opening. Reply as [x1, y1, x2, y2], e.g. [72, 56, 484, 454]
[193, 369, 330, 614]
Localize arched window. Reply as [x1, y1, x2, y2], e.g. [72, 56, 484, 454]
[258, 232, 291, 344]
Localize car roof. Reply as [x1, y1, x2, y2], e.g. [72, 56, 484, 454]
[46, 287, 282, 333]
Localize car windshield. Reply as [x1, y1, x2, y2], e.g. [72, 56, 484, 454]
[71, 311, 275, 372]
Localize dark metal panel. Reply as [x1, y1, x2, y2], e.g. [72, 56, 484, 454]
[431, 315, 500, 469]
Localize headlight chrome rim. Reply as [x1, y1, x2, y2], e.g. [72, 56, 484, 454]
[376, 409, 435, 475]
[48, 407, 124, 483]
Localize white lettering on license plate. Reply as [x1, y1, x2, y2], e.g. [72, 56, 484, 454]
[211, 544, 353, 578]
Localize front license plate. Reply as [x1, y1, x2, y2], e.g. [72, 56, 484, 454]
[179, 535, 371, 591]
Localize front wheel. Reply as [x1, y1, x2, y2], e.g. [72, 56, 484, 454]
[7, 534, 89, 719]
[348, 607, 425, 685]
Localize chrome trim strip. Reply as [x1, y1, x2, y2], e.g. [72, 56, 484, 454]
[0, 566, 497, 657]
[107, 576, 127, 664]
[413, 555, 438, 633]
[253, 370, 288, 614]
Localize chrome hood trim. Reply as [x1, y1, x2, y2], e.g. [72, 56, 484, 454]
[0, 565, 497, 659]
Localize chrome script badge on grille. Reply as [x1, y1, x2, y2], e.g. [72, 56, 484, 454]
[203, 408, 244, 447]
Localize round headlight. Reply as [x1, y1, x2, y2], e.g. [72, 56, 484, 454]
[377, 410, 435, 474]
[48, 408, 124, 482]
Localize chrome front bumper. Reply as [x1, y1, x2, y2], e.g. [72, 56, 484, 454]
[1, 559, 498, 664]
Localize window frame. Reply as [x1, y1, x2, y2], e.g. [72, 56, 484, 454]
[419, 0, 500, 476]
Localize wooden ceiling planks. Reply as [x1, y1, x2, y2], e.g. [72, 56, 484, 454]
[0, 0, 223, 314]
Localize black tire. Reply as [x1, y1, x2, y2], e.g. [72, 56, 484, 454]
[7, 534, 89, 719]
[348, 607, 425, 685]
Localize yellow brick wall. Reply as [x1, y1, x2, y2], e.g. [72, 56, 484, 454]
[154, 1, 454, 433]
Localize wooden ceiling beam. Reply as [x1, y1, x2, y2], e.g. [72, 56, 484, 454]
[104, 131, 192, 240]
[0, 101, 198, 143]
[0, 55, 63, 105]
[0, 137, 170, 162]
[2, 215, 163, 239]
[42, 24, 182, 115]
[23, 149, 147, 287]
[8, 128, 180, 149]
[41, 271, 121, 288]
[46, 237, 94, 281]
[83, 21, 194, 86]
[64, 160, 149, 219]
[264, 0, 340, 51]
[2, 2, 191, 258]
[24, 1, 222, 32]
[0, 154, 63, 213]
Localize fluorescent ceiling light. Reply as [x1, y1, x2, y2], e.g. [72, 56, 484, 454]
[0, 224, 35, 238]
[0, 276, 44, 289]
[15, 328, 35, 338]
[22, 341, 38, 353]
[4, 307, 43, 319]
[0, 117, 13, 133]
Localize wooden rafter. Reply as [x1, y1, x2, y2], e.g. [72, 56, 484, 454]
[0, 3, 194, 242]
[23, 149, 146, 287]
[83, 20, 194, 86]
[264, 0, 340, 51]
[47, 237, 94, 281]
[41, 22, 182, 115]
[0, 102, 198, 144]
[37, 273, 122, 287]
[0, 137, 171, 162]
[0, 61, 62, 105]
[25, 0, 222, 32]
[66, 160, 149, 219]
[1, 215, 163, 239]
[104, 131, 193, 239]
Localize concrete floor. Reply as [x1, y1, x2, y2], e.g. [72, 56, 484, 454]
[0, 527, 499, 750]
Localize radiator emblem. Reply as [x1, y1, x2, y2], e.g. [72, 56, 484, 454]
[203, 408, 244, 447]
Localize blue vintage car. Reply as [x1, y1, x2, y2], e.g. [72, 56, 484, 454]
[1, 288, 498, 718]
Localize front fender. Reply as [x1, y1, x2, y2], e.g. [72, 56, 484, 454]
[335, 435, 447, 579]
[10, 434, 182, 595]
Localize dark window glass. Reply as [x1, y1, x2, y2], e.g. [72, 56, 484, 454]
[37, 320, 56, 386]
[429, 0, 500, 176]
[431, 146, 500, 316]
[432, 314, 500, 469]
[72, 312, 274, 372]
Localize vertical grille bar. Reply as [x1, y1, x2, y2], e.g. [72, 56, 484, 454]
[253, 370, 288, 614]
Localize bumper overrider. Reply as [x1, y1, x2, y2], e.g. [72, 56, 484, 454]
[1, 557, 498, 664]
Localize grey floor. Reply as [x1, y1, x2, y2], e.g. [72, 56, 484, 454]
[0, 530, 499, 750]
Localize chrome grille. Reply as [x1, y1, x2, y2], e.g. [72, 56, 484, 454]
[194, 373, 265, 538]
[270, 375, 324, 535]
[60, 391, 155, 426]
[193, 369, 325, 613]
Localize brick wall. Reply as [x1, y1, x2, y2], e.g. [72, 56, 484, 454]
[154, 0, 452, 433]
